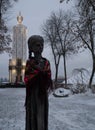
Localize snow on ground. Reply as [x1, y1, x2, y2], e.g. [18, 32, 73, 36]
[0, 88, 95, 130]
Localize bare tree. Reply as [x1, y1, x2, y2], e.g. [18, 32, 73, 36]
[59, 0, 95, 87]
[0, 0, 18, 53]
[74, 2, 95, 87]
[42, 10, 77, 88]
[42, 17, 61, 87]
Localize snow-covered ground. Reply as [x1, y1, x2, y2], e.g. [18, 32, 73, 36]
[0, 88, 95, 130]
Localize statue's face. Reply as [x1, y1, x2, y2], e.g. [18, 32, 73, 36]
[30, 42, 43, 54]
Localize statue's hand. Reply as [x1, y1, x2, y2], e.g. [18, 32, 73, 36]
[34, 58, 45, 71]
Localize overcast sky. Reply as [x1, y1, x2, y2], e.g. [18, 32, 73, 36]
[9, 0, 75, 36]
[0, 0, 92, 79]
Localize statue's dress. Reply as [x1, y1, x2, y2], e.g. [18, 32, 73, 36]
[24, 57, 52, 130]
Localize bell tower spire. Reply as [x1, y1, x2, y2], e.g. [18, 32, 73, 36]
[17, 11, 23, 24]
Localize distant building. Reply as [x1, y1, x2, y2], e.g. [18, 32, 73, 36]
[9, 12, 27, 83]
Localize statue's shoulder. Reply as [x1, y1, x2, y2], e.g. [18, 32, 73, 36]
[42, 57, 50, 64]
[26, 57, 35, 64]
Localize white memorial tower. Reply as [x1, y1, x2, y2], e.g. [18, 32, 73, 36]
[9, 12, 27, 83]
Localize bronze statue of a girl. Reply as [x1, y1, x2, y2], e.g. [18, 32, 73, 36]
[24, 35, 53, 130]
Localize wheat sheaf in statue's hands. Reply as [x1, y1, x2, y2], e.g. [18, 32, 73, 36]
[32, 58, 45, 71]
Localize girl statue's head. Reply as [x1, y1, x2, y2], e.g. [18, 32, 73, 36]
[28, 35, 44, 59]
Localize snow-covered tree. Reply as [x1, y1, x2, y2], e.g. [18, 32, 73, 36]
[59, 0, 95, 12]
[0, 0, 18, 53]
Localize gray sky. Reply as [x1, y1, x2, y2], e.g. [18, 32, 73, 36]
[0, 0, 92, 79]
[10, 0, 74, 36]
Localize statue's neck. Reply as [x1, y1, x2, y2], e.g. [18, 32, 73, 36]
[34, 53, 42, 61]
